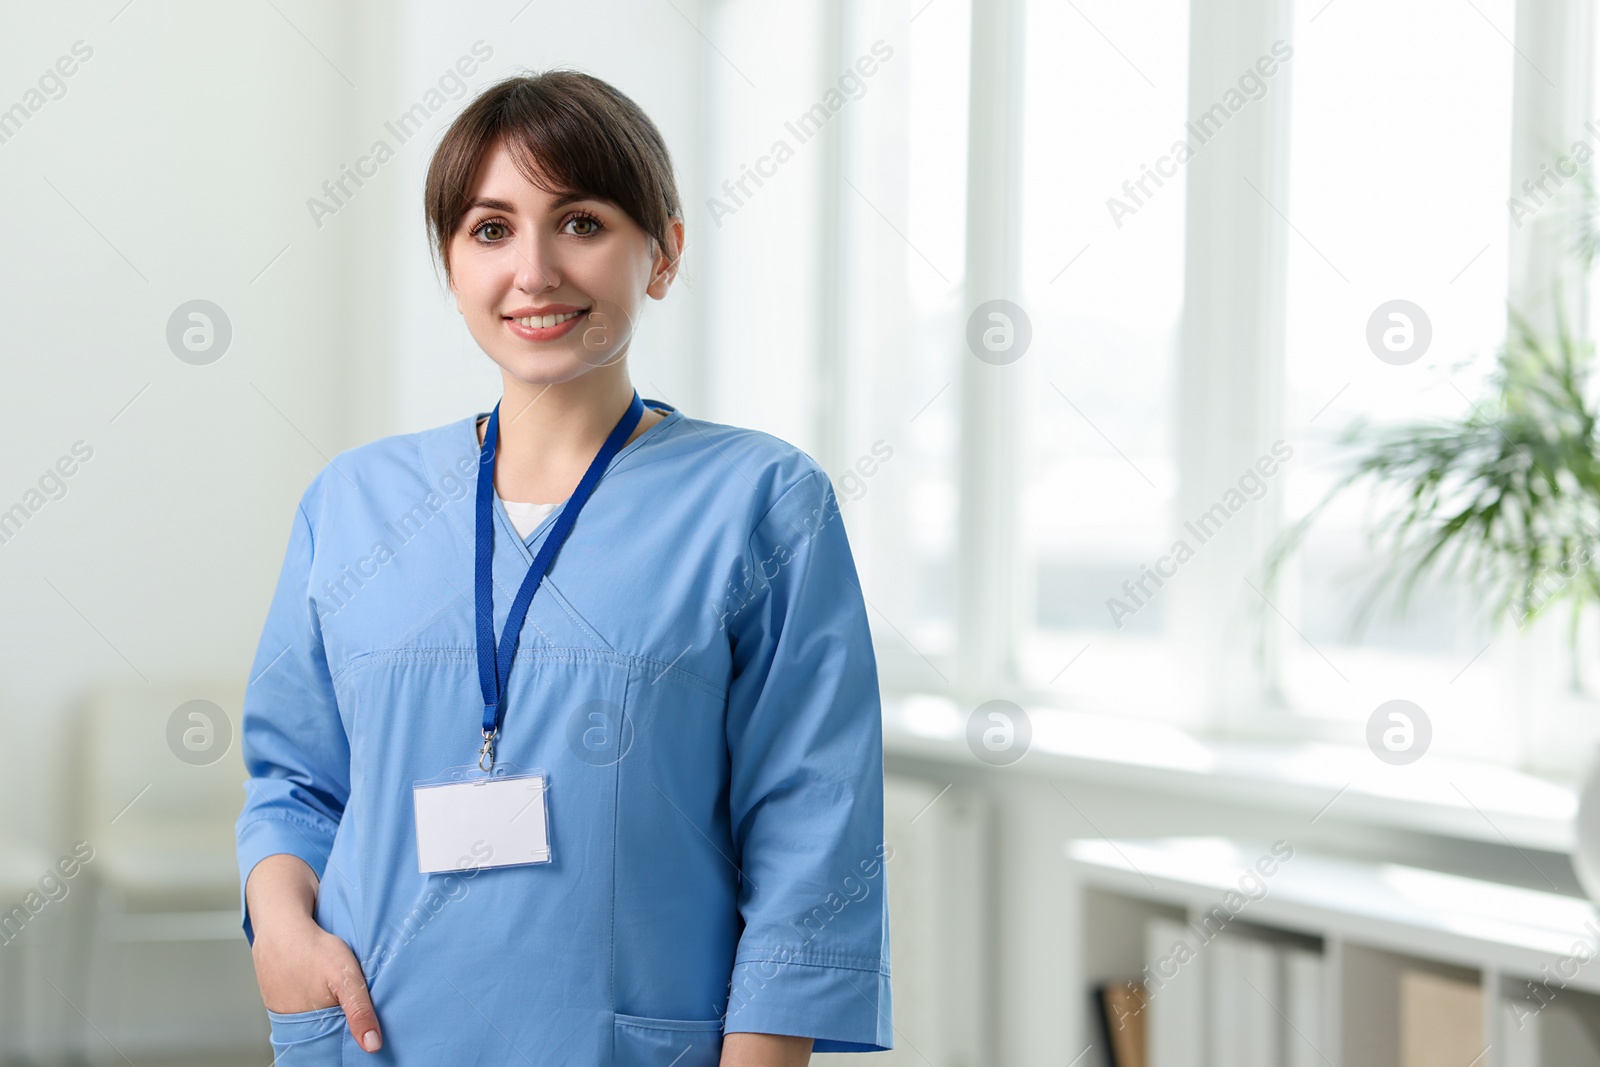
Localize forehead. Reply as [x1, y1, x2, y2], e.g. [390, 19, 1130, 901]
[464, 142, 603, 215]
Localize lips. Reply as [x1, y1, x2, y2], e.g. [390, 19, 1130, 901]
[504, 309, 588, 342]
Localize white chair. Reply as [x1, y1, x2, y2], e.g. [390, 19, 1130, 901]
[78, 680, 267, 1062]
[0, 833, 64, 1064]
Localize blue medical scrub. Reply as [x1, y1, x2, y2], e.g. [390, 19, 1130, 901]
[234, 397, 893, 1064]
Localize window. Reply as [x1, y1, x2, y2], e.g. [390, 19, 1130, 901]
[701, 1, 832, 453]
[705, 0, 1600, 773]
[1273, 0, 1515, 761]
[1015, 0, 1192, 718]
[837, 0, 973, 681]
[703, 0, 972, 686]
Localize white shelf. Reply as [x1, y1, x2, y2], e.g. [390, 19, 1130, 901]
[1069, 836, 1600, 1067]
[1068, 836, 1600, 993]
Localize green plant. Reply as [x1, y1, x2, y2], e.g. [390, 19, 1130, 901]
[1263, 306, 1600, 651]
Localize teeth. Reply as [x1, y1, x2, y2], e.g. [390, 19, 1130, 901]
[515, 310, 584, 328]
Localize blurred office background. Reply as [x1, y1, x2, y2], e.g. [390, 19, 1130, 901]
[3, 0, 1600, 1064]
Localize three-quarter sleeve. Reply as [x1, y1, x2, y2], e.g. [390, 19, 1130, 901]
[722, 468, 893, 1053]
[234, 497, 351, 945]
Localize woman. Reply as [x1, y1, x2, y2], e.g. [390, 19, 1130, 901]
[235, 71, 892, 1065]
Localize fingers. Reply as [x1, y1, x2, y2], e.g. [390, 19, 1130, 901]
[326, 942, 382, 1053]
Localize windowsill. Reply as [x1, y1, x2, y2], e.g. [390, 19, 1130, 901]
[881, 695, 1577, 853]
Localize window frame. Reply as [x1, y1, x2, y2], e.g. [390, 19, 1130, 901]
[777, 0, 1600, 772]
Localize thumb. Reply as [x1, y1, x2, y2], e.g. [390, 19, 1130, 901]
[327, 944, 382, 1053]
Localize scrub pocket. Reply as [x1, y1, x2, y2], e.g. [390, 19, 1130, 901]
[267, 1005, 346, 1063]
[613, 1013, 724, 1067]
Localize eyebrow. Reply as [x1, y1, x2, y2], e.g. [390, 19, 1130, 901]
[464, 192, 603, 214]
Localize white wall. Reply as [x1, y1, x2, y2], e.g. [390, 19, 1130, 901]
[0, 1, 359, 851]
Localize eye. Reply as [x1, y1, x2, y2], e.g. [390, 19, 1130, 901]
[469, 218, 509, 244]
[566, 211, 604, 237]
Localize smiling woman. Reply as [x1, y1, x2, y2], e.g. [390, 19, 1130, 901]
[236, 70, 890, 1067]
[421, 73, 686, 503]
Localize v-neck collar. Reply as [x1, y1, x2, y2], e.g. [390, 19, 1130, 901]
[468, 398, 682, 562]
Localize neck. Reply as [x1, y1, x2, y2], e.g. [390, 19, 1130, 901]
[482, 365, 651, 503]
[497, 365, 636, 462]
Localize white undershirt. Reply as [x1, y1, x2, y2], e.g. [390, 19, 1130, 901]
[487, 406, 669, 540]
[499, 497, 563, 539]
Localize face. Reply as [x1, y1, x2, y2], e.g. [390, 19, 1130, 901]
[448, 139, 682, 385]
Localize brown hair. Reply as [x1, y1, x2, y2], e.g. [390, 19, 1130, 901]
[424, 70, 682, 285]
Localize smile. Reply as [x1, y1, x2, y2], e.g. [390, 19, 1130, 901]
[505, 309, 589, 342]
[511, 310, 585, 328]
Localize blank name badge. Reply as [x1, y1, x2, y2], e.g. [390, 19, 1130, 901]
[412, 770, 551, 874]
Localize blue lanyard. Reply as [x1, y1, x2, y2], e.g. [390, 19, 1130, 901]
[473, 390, 645, 770]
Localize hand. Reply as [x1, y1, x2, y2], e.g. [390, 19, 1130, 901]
[251, 917, 383, 1052]
[246, 854, 383, 1054]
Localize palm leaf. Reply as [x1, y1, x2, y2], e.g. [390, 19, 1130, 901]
[1260, 305, 1600, 649]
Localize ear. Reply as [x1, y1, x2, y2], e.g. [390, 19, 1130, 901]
[646, 217, 686, 301]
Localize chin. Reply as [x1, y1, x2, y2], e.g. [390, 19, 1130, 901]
[490, 353, 610, 387]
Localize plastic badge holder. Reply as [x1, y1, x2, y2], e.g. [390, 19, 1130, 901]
[411, 763, 552, 874]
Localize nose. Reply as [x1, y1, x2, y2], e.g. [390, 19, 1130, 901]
[512, 229, 558, 294]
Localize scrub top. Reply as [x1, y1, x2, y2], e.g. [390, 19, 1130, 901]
[234, 398, 893, 1065]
